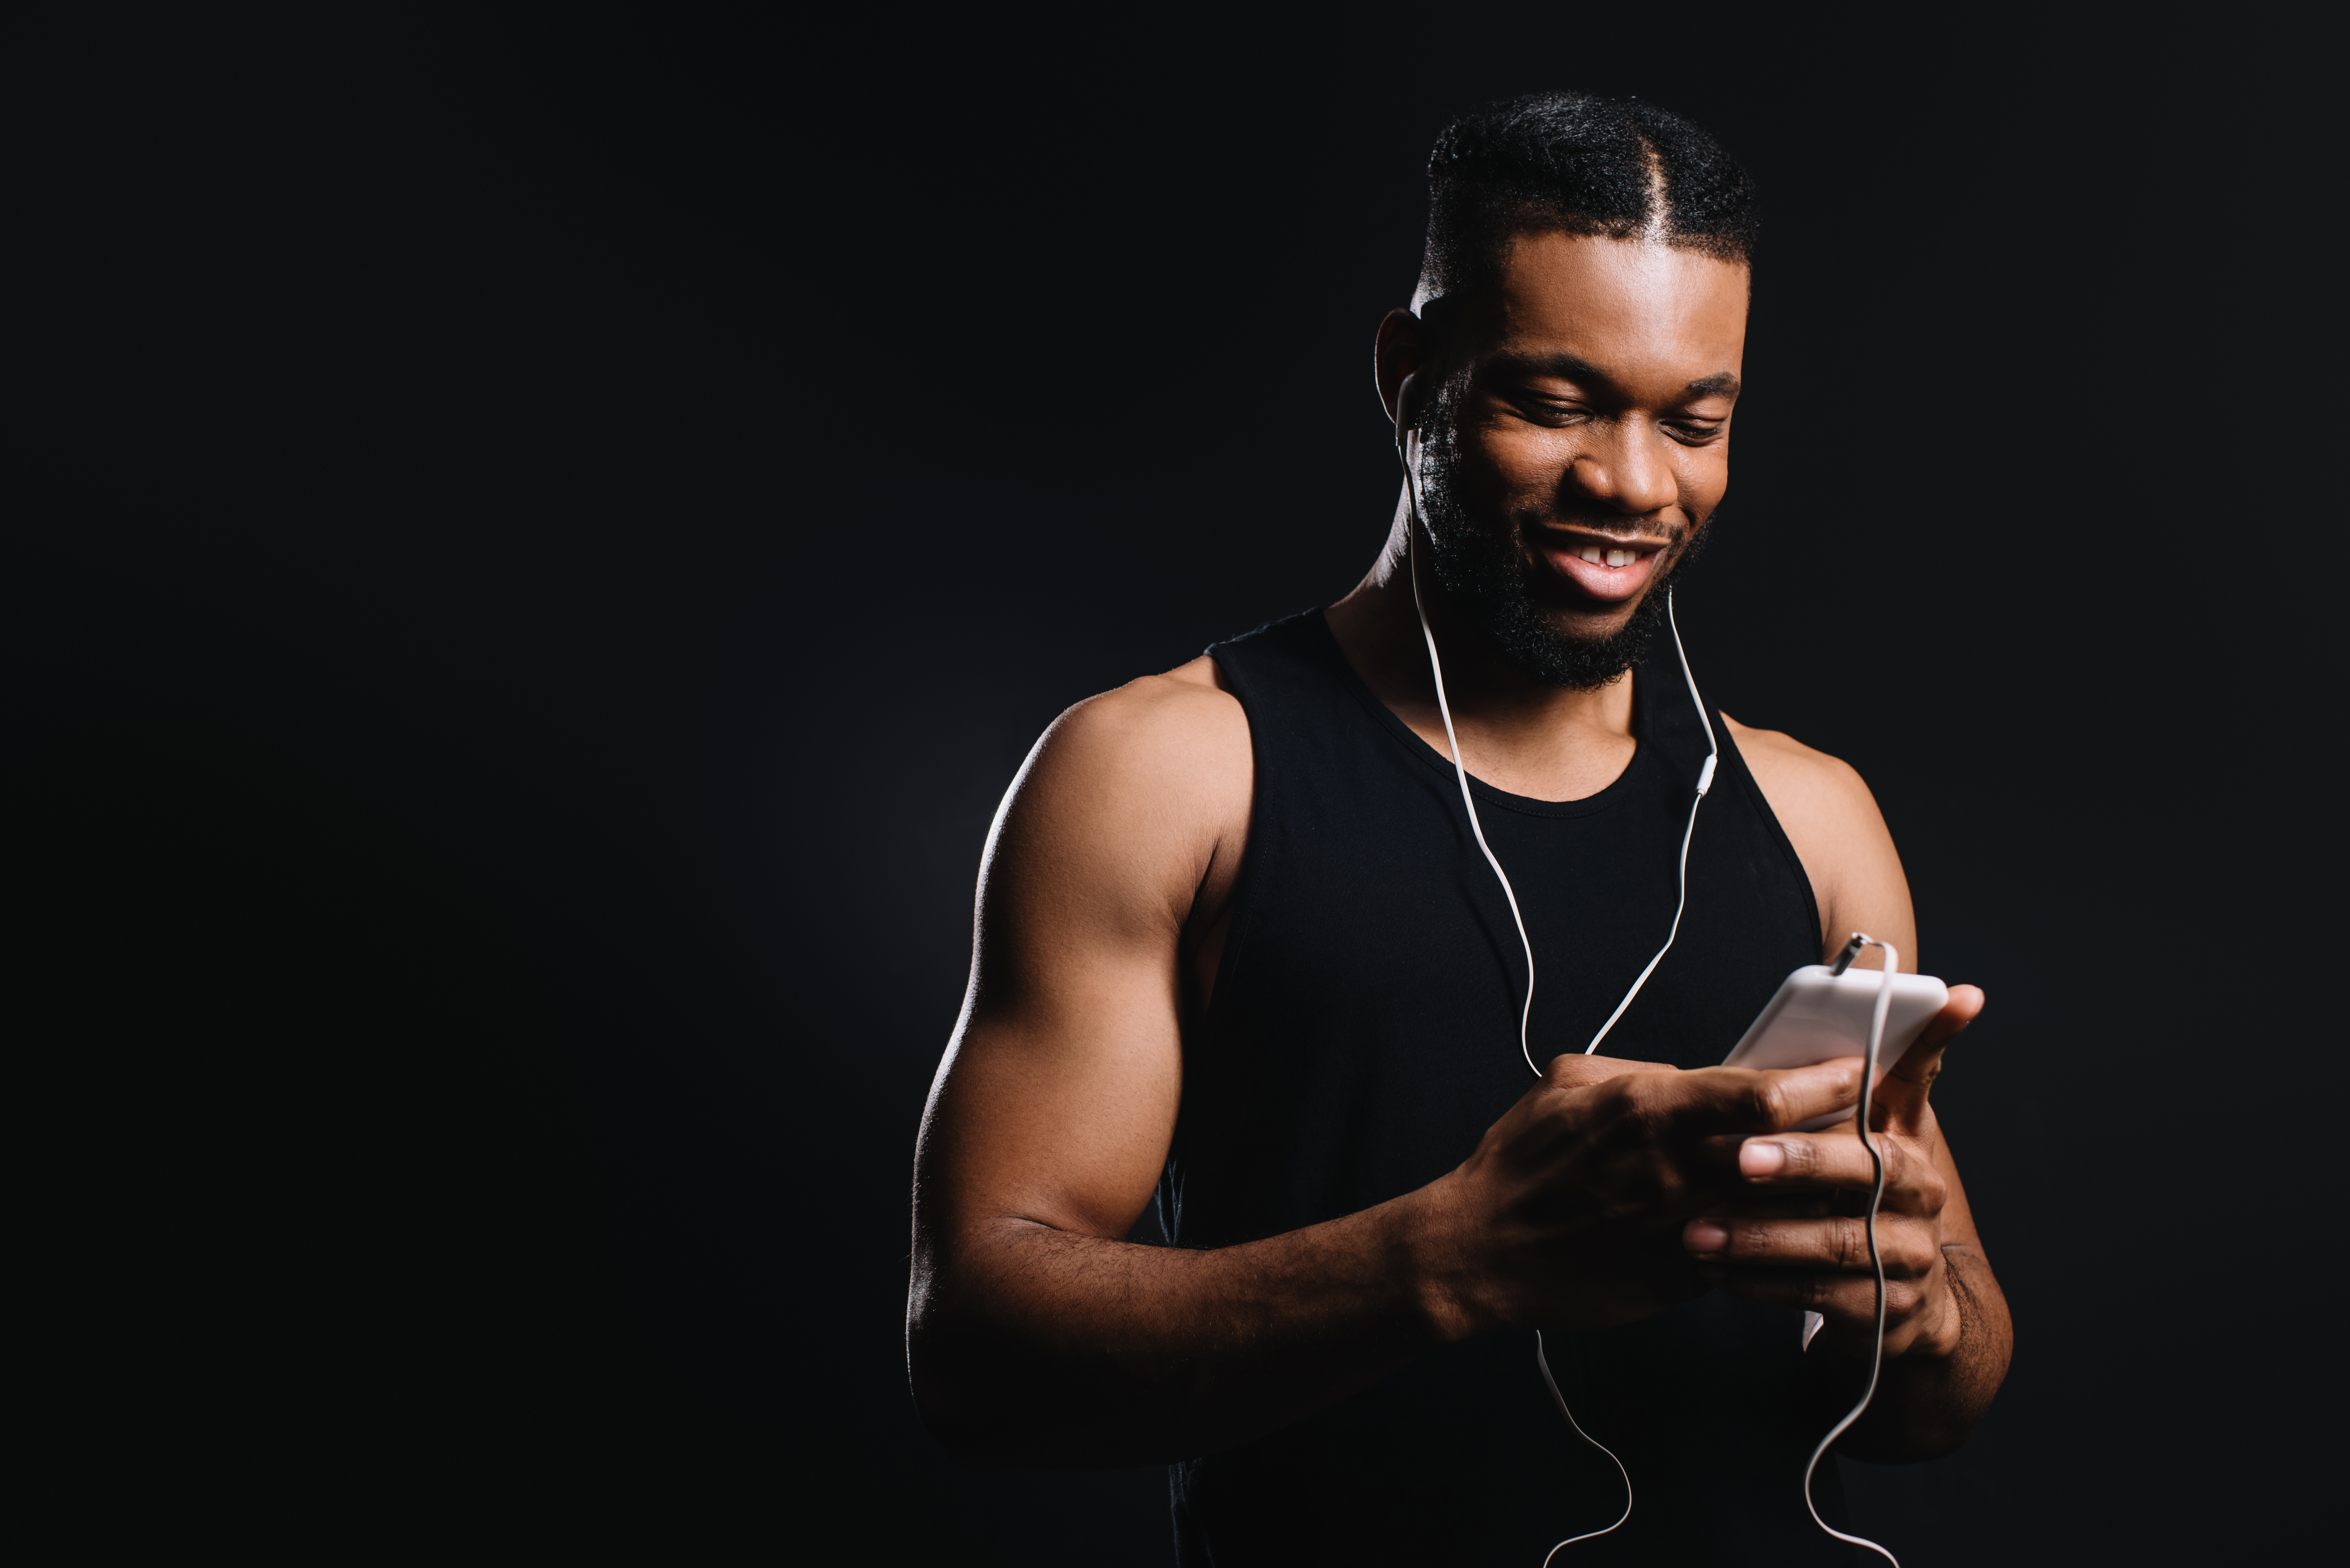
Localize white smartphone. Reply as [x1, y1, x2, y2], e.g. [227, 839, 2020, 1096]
[1720, 964, 1950, 1131]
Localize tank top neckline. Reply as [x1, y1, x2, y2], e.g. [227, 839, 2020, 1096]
[1294, 607, 1660, 823]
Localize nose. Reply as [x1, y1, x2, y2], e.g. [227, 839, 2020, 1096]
[1566, 419, 1679, 518]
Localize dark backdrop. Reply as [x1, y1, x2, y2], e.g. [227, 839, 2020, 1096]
[15, 9, 2332, 1561]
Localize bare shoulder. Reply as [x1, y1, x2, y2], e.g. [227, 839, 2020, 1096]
[1023, 655, 1249, 815]
[1064, 653, 1245, 741]
[1722, 715, 1911, 958]
[986, 655, 1252, 929]
[1723, 716, 1879, 833]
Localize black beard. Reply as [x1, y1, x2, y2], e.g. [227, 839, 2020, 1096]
[1414, 391, 1702, 691]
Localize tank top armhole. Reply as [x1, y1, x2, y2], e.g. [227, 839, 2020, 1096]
[1192, 643, 1273, 1044]
[1711, 716, 1825, 953]
[1162, 635, 1290, 1244]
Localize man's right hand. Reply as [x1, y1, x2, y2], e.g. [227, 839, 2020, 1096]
[1417, 1053, 1869, 1337]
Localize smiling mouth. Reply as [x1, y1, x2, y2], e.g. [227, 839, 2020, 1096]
[1570, 541, 1656, 568]
[1537, 527, 1673, 604]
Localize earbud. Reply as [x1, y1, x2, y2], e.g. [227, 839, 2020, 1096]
[1393, 371, 1420, 471]
[1395, 372, 1427, 558]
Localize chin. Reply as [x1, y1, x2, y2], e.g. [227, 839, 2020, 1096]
[1535, 596, 1645, 641]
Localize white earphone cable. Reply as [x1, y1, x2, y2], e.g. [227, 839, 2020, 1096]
[1401, 453, 1716, 1077]
[1400, 417, 1900, 1565]
[1407, 521, 1544, 1076]
[1400, 440, 1715, 1556]
[1534, 1327, 1633, 1564]
[1581, 591, 1715, 1057]
[1799, 936, 1904, 1568]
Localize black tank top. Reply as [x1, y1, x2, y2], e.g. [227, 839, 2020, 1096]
[1167, 608, 1856, 1565]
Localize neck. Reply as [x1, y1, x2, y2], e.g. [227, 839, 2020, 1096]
[1324, 488, 1639, 802]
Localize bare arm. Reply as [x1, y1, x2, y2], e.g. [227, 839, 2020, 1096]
[1714, 718, 2015, 1458]
[908, 674, 1873, 1469]
[908, 663, 1459, 1466]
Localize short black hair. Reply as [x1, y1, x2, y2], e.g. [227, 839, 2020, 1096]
[1418, 91, 1760, 303]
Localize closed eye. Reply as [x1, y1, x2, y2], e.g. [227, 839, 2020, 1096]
[1509, 395, 1592, 427]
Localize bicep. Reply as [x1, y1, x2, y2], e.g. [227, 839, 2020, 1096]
[915, 686, 1242, 1250]
[926, 940, 1185, 1243]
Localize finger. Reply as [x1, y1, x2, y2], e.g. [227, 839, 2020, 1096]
[1735, 1131, 1944, 1213]
[1682, 1213, 1941, 1278]
[1702, 1193, 1842, 1222]
[1673, 1059, 1866, 1135]
[1696, 1265, 1932, 1326]
[1872, 984, 1983, 1134]
[1542, 1052, 1677, 1092]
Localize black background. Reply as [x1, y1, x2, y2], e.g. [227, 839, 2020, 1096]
[14, 7, 2334, 1561]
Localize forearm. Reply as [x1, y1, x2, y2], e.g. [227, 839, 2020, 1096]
[908, 1183, 1475, 1469]
[1824, 1244, 2012, 1461]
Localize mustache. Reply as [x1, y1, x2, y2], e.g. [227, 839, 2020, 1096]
[1513, 509, 1688, 547]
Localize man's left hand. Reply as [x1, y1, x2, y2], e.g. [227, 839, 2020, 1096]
[1679, 984, 1986, 1359]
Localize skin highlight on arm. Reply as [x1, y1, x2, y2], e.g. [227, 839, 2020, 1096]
[909, 665, 1462, 1466]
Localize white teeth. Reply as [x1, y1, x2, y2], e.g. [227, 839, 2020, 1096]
[1573, 542, 1648, 569]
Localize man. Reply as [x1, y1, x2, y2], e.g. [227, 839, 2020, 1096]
[908, 91, 2012, 1564]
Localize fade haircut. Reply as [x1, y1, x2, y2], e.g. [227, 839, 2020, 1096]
[1418, 91, 1760, 305]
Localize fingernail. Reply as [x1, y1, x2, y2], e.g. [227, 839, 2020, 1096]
[1684, 1221, 1729, 1255]
[1741, 1140, 1787, 1178]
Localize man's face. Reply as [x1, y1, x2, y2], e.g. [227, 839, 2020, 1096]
[1414, 232, 1749, 687]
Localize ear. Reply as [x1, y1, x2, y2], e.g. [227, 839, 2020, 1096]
[1375, 308, 1424, 433]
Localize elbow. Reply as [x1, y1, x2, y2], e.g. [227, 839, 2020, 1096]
[906, 1292, 1022, 1471]
[908, 1359, 1010, 1471]
[908, 1221, 1131, 1469]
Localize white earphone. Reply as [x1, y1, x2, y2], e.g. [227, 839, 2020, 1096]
[1395, 386, 1899, 1566]
[1392, 381, 1717, 1083]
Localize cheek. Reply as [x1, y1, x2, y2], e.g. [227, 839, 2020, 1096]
[1683, 445, 1732, 514]
[1468, 424, 1578, 501]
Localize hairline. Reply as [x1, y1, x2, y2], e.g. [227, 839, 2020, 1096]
[1410, 229, 1753, 369]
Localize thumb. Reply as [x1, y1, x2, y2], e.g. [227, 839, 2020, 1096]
[1871, 984, 1984, 1135]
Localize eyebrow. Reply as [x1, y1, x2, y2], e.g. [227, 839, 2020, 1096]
[1491, 351, 1741, 404]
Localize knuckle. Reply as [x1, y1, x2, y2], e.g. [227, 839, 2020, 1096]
[1545, 1054, 1603, 1091]
[1619, 1080, 1678, 1139]
[1880, 1222, 1917, 1279]
[1620, 1080, 1662, 1125]
[1873, 1224, 1923, 1277]
[1886, 1135, 1918, 1186]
